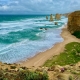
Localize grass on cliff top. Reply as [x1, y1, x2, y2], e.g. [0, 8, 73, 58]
[43, 42, 80, 67]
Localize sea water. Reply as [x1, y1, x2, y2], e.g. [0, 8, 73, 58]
[0, 15, 68, 63]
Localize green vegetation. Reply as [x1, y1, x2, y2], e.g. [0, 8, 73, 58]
[72, 31, 80, 38]
[0, 68, 48, 80]
[44, 42, 80, 67]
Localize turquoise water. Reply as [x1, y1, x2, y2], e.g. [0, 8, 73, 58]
[0, 15, 68, 63]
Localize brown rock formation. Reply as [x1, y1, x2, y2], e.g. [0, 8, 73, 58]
[50, 14, 53, 21]
[67, 11, 80, 34]
[55, 13, 61, 20]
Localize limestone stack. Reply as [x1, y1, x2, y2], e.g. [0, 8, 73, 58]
[55, 14, 61, 20]
[46, 16, 48, 20]
[50, 14, 53, 21]
[62, 13, 70, 17]
[64, 13, 69, 17]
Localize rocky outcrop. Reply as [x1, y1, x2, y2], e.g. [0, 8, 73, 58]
[54, 22, 58, 25]
[50, 14, 53, 21]
[67, 11, 80, 34]
[46, 16, 48, 20]
[55, 13, 61, 20]
[62, 13, 70, 17]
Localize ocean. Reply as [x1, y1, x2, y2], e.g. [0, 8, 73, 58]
[0, 15, 68, 63]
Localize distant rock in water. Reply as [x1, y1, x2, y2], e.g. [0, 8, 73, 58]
[45, 28, 47, 30]
[46, 16, 48, 20]
[39, 27, 47, 30]
[40, 27, 43, 30]
[62, 13, 70, 17]
[54, 22, 58, 25]
[67, 11, 80, 34]
[55, 14, 61, 20]
[50, 14, 54, 21]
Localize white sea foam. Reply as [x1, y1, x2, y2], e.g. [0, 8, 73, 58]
[0, 29, 63, 63]
[0, 16, 67, 63]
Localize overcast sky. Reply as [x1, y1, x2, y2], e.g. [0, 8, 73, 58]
[0, 0, 80, 14]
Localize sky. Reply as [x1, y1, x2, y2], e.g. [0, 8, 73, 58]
[0, 0, 80, 14]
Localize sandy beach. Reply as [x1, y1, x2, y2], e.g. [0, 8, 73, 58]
[19, 24, 80, 68]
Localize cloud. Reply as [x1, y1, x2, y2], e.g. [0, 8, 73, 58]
[0, 0, 80, 14]
[0, 5, 9, 10]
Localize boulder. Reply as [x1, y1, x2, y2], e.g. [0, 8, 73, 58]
[54, 22, 58, 25]
[55, 14, 61, 20]
[40, 27, 43, 30]
[50, 14, 54, 21]
[67, 11, 80, 34]
[45, 28, 47, 30]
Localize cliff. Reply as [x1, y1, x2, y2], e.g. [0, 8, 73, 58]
[67, 11, 80, 34]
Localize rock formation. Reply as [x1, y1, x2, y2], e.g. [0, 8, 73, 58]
[54, 22, 58, 25]
[46, 16, 48, 20]
[67, 11, 80, 34]
[50, 14, 53, 21]
[62, 13, 70, 17]
[55, 13, 61, 20]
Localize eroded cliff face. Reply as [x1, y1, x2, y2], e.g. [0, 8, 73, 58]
[67, 11, 80, 34]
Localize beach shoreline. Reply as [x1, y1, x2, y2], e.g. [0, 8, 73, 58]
[18, 24, 80, 68]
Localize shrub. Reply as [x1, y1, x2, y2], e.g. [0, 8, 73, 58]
[72, 31, 80, 38]
[0, 69, 48, 80]
[16, 70, 48, 80]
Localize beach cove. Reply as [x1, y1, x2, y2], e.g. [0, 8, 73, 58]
[19, 24, 80, 68]
[0, 15, 67, 63]
[0, 0, 80, 79]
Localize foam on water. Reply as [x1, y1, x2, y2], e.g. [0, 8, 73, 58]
[0, 29, 63, 63]
[0, 15, 67, 63]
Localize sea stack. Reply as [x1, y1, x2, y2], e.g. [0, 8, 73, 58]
[55, 13, 61, 20]
[54, 22, 58, 25]
[50, 14, 54, 21]
[63, 13, 69, 17]
[46, 16, 48, 20]
[67, 11, 80, 34]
